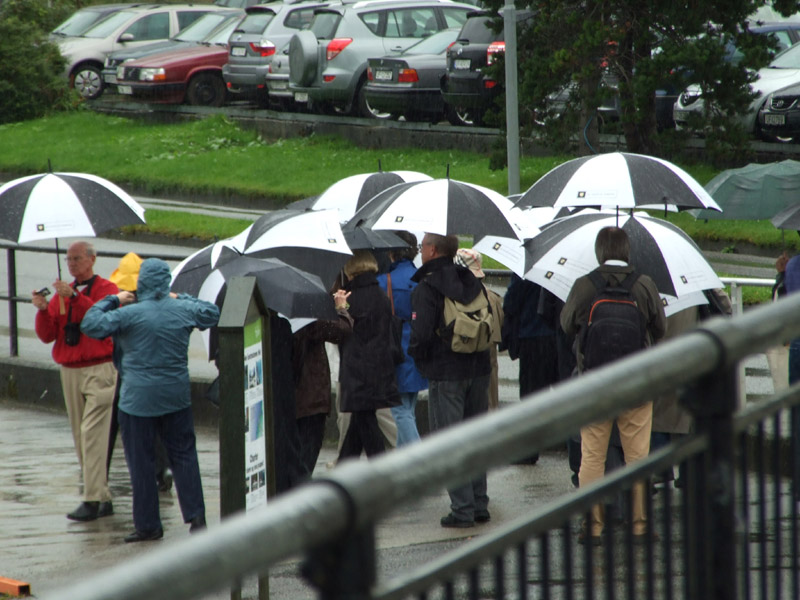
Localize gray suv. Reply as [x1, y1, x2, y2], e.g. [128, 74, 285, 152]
[287, 0, 474, 117]
[223, 1, 332, 105]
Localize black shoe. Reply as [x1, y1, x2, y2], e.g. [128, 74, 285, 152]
[124, 528, 164, 543]
[577, 530, 602, 546]
[157, 468, 174, 493]
[97, 501, 114, 518]
[440, 513, 475, 528]
[475, 509, 491, 523]
[189, 515, 206, 533]
[67, 502, 100, 522]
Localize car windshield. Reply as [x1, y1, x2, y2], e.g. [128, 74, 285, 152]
[175, 12, 238, 42]
[769, 41, 800, 68]
[403, 28, 459, 55]
[81, 10, 137, 38]
[52, 9, 111, 36]
[233, 11, 276, 35]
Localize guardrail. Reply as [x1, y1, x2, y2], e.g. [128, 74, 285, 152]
[37, 288, 800, 600]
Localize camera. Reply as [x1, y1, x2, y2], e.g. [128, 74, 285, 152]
[63, 321, 81, 346]
[36, 287, 51, 297]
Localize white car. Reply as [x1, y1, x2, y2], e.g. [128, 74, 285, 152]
[56, 3, 227, 100]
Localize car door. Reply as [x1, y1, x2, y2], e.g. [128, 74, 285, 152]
[110, 11, 172, 53]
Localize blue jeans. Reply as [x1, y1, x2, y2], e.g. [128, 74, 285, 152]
[119, 407, 205, 533]
[391, 392, 421, 447]
[428, 375, 490, 520]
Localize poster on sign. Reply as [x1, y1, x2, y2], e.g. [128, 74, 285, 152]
[243, 317, 267, 511]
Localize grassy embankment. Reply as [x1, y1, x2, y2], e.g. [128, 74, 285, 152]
[0, 110, 788, 303]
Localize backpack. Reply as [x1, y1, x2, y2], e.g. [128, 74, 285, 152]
[580, 271, 646, 370]
[438, 288, 494, 354]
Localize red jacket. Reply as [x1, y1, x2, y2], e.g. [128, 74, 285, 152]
[35, 275, 118, 368]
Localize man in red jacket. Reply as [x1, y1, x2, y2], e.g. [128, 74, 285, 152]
[31, 241, 118, 522]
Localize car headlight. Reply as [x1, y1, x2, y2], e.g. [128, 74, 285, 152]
[139, 68, 166, 82]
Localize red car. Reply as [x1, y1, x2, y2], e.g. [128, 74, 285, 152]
[115, 35, 232, 106]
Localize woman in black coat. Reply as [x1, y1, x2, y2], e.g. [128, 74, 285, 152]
[338, 250, 400, 460]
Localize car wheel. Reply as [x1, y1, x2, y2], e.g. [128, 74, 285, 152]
[187, 74, 226, 107]
[445, 105, 481, 126]
[356, 80, 394, 119]
[289, 30, 318, 87]
[72, 64, 103, 100]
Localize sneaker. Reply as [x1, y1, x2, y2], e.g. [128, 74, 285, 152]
[440, 513, 475, 528]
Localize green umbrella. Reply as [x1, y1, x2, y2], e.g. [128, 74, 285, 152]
[691, 159, 800, 221]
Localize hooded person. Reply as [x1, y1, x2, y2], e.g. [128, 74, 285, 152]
[107, 252, 172, 493]
[82, 258, 220, 543]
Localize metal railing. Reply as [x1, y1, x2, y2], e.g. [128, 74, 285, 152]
[38, 290, 800, 600]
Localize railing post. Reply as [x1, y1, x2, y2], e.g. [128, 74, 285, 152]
[683, 345, 739, 600]
[7, 248, 17, 357]
[302, 525, 376, 600]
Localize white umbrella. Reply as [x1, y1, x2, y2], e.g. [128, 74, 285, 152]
[513, 152, 721, 213]
[521, 212, 723, 315]
[170, 226, 251, 295]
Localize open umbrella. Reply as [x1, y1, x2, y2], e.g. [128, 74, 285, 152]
[310, 170, 432, 222]
[522, 212, 723, 314]
[170, 227, 250, 295]
[692, 160, 800, 221]
[342, 223, 411, 251]
[242, 209, 352, 290]
[513, 152, 721, 213]
[771, 202, 800, 231]
[0, 170, 146, 277]
[347, 178, 532, 240]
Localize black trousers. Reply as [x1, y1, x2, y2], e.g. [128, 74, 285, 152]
[338, 410, 385, 460]
[296, 413, 328, 476]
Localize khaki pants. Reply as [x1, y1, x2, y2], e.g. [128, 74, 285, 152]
[60, 362, 117, 502]
[335, 383, 397, 453]
[579, 402, 652, 536]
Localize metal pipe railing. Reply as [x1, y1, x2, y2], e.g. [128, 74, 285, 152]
[39, 292, 800, 600]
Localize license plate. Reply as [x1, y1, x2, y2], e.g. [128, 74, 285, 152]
[271, 81, 288, 91]
[118, 85, 132, 95]
[294, 92, 308, 102]
[231, 46, 246, 56]
[454, 58, 470, 70]
[375, 69, 393, 81]
[104, 74, 117, 84]
[765, 113, 786, 126]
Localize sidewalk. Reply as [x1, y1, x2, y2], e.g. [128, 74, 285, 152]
[0, 400, 574, 599]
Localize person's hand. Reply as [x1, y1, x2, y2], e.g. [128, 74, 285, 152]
[333, 289, 351, 310]
[31, 290, 48, 311]
[53, 280, 74, 298]
[776, 251, 790, 273]
[117, 291, 136, 306]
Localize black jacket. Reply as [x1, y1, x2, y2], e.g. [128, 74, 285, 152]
[408, 256, 491, 380]
[338, 272, 400, 412]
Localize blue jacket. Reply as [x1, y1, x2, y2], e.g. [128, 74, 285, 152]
[81, 258, 220, 417]
[378, 259, 427, 393]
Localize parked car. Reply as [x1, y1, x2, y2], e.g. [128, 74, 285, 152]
[440, 9, 534, 126]
[363, 27, 459, 122]
[113, 18, 237, 107]
[102, 9, 245, 92]
[265, 42, 296, 110]
[56, 3, 227, 100]
[756, 82, 800, 141]
[50, 3, 142, 40]
[672, 23, 800, 135]
[287, 0, 474, 117]
[214, 0, 262, 7]
[223, 1, 332, 105]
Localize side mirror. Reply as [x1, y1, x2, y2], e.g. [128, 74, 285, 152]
[118, 33, 135, 43]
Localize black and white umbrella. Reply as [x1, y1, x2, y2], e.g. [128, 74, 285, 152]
[0, 172, 146, 243]
[197, 256, 337, 359]
[342, 223, 411, 251]
[771, 202, 800, 231]
[347, 178, 533, 240]
[522, 212, 723, 315]
[310, 171, 432, 222]
[242, 209, 352, 290]
[170, 227, 250, 295]
[513, 152, 721, 213]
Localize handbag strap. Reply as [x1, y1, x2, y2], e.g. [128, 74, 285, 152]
[386, 273, 396, 315]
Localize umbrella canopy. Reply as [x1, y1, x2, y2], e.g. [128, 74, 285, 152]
[170, 227, 250, 295]
[311, 171, 432, 222]
[522, 212, 723, 312]
[771, 202, 800, 230]
[342, 223, 411, 251]
[347, 178, 532, 240]
[0, 172, 146, 243]
[514, 152, 720, 213]
[242, 209, 352, 290]
[692, 160, 800, 221]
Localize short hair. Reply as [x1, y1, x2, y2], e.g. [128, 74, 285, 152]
[70, 241, 95, 258]
[391, 230, 418, 262]
[426, 233, 459, 259]
[344, 250, 378, 279]
[595, 227, 630, 263]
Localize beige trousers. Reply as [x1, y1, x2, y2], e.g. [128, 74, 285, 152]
[335, 383, 397, 453]
[60, 362, 117, 502]
[579, 402, 653, 536]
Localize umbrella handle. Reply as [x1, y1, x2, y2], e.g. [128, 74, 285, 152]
[59, 295, 66, 316]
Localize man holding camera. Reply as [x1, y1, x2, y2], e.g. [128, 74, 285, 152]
[32, 241, 118, 522]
